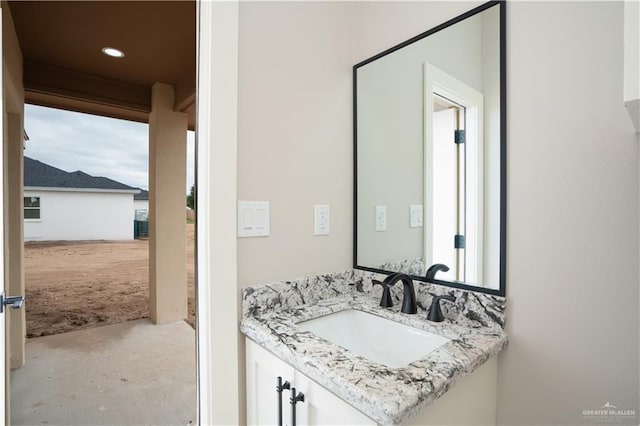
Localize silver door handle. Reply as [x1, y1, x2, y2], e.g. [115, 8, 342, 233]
[0, 292, 24, 313]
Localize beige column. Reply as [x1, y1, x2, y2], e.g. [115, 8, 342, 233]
[148, 83, 188, 324]
[3, 112, 25, 368]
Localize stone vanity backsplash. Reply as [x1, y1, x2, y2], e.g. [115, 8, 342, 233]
[242, 269, 506, 330]
[241, 269, 507, 425]
[377, 258, 426, 276]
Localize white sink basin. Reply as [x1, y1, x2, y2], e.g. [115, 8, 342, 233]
[298, 309, 450, 368]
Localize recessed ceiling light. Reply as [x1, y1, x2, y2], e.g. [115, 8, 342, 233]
[101, 47, 125, 58]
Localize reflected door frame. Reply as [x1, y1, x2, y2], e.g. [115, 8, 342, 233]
[423, 62, 484, 284]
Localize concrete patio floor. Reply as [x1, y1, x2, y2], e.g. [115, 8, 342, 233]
[10, 319, 196, 426]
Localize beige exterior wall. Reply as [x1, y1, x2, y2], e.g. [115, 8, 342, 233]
[5, 113, 24, 370]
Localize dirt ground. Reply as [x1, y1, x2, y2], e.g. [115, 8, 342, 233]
[25, 224, 195, 338]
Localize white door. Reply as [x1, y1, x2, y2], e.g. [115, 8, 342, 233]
[431, 108, 458, 281]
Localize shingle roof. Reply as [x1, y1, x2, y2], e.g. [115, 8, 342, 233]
[24, 157, 138, 192]
[134, 189, 149, 200]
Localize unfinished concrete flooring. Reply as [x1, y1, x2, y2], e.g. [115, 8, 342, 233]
[10, 319, 196, 425]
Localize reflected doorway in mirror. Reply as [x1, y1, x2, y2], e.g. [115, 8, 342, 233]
[424, 63, 483, 284]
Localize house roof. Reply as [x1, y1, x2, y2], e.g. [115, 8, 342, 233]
[134, 189, 149, 201]
[24, 157, 139, 192]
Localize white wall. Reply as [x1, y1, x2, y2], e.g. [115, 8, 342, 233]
[235, 3, 353, 423]
[500, 2, 638, 424]
[237, 1, 354, 286]
[24, 190, 135, 241]
[624, 0, 639, 103]
[133, 199, 148, 216]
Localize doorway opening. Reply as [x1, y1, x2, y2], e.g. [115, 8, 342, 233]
[3, 0, 198, 423]
[21, 105, 196, 336]
[24, 105, 143, 336]
[12, 105, 197, 425]
[432, 95, 467, 282]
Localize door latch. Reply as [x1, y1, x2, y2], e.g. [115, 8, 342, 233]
[0, 292, 24, 313]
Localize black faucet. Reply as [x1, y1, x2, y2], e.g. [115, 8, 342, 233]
[425, 263, 450, 282]
[372, 273, 417, 314]
[388, 273, 417, 314]
[427, 293, 456, 322]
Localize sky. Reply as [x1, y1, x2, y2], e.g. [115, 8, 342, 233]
[23, 104, 195, 194]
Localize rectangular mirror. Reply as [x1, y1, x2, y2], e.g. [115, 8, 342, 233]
[354, 1, 506, 296]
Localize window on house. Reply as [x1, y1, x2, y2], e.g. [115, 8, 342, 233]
[24, 196, 41, 219]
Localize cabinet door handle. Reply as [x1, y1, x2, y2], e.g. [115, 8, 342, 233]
[290, 387, 305, 426]
[276, 376, 290, 426]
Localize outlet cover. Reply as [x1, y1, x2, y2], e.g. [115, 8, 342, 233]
[375, 205, 387, 231]
[410, 204, 423, 228]
[314, 204, 330, 236]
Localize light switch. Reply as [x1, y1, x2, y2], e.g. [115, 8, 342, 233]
[237, 201, 270, 237]
[254, 208, 266, 228]
[375, 205, 387, 231]
[410, 204, 423, 228]
[314, 204, 330, 236]
[243, 210, 253, 229]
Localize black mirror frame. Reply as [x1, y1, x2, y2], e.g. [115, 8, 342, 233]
[353, 1, 506, 297]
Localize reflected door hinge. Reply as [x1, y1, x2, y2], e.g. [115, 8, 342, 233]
[454, 234, 465, 249]
[454, 130, 465, 144]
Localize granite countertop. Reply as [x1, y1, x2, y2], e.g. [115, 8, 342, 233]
[240, 270, 508, 425]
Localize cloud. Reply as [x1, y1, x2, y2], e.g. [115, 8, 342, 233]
[24, 104, 195, 194]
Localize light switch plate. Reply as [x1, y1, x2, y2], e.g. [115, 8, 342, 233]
[410, 204, 423, 228]
[314, 204, 330, 236]
[237, 201, 270, 237]
[375, 205, 387, 231]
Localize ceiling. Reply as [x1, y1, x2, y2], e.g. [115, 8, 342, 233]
[8, 1, 196, 129]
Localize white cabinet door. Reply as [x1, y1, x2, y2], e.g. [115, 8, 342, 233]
[246, 339, 295, 426]
[246, 339, 375, 426]
[293, 371, 375, 426]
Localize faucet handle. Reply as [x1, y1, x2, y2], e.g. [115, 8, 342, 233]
[372, 280, 393, 308]
[427, 293, 456, 322]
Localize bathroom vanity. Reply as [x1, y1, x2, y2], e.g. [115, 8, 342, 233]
[245, 338, 497, 426]
[241, 271, 507, 425]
